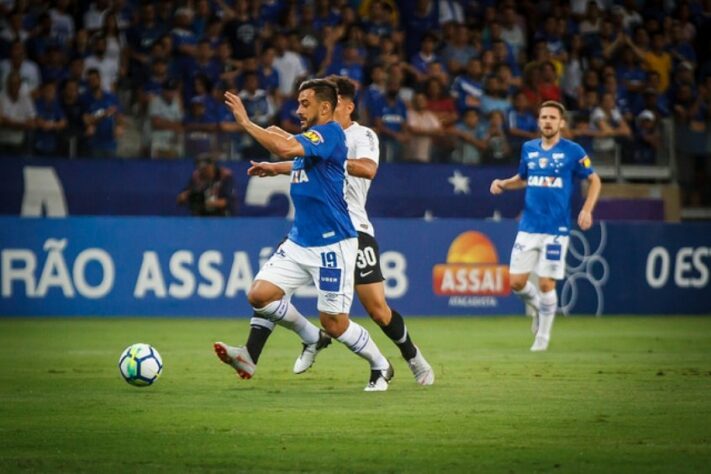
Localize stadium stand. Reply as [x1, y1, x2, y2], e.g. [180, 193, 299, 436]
[0, 0, 709, 211]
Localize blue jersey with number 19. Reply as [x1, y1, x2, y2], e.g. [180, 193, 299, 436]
[289, 121, 357, 247]
[517, 138, 594, 236]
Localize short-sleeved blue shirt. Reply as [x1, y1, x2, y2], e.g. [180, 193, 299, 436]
[289, 121, 356, 247]
[517, 138, 594, 235]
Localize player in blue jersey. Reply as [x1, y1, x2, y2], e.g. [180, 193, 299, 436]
[215, 79, 394, 391]
[490, 100, 602, 351]
[238, 76, 434, 386]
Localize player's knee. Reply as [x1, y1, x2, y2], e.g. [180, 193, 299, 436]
[510, 278, 528, 293]
[247, 289, 270, 309]
[319, 313, 347, 338]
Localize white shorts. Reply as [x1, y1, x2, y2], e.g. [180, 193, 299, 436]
[255, 238, 358, 314]
[509, 231, 569, 280]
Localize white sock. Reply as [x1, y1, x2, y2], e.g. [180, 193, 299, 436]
[537, 290, 557, 340]
[253, 299, 320, 344]
[514, 281, 540, 306]
[337, 320, 389, 370]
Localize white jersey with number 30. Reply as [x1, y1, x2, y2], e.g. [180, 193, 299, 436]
[344, 122, 380, 237]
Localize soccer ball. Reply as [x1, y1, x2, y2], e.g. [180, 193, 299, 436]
[118, 343, 163, 387]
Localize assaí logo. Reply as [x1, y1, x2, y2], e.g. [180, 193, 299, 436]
[432, 231, 510, 307]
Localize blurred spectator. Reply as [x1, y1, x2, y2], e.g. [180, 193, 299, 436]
[632, 110, 661, 164]
[33, 81, 66, 156]
[590, 91, 632, 154]
[401, 0, 438, 59]
[238, 71, 275, 159]
[405, 91, 441, 163]
[171, 7, 199, 68]
[257, 46, 281, 100]
[222, 0, 260, 60]
[374, 78, 408, 162]
[277, 92, 301, 135]
[410, 32, 440, 76]
[625, 32, 671, 93]
[562, 35, 588, 109]
[126, 3, 165, 85]
[102, 14, 126, 78]
[0, 40, 40, 95]
[0, 10, 29, 47]
[482, 110, 511, 163]
[272, 31, 308, 97]
[441, 24, 477, 76]
[451, 58, 484, 113]
[216, 41, 241, 84]
[425, 77, 457, 128]
[41, 46, 68, 84]
[480, 75, 511, 115]
[507, 91, 538, 154]
[147, 79, 183, 159]
[49, 0, 75, 48]
[537, 61, 562, 103]
[450, 108, 487, 165]
[84, 0, 111, 33]
[183, 95, 217, 158]
[324, 42, 365, 87]
[0, 71, 35, 154]
[500, 5, 526, 58]
[81, 68, 123, 158]
[177, 153, 236, 216]
[59, 79, 84, 157]
[359, 62, 386, 123]
[84, 35, 118, 92]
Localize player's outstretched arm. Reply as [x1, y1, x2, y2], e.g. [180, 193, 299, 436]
[247, 160, 292, 177]
[225, 92, 304, 159]
[346, 158, 378, 180]
[490, 175, 525, 195]
[578, 171, 601, 230]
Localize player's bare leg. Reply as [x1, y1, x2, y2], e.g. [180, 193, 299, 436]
[320, 311, 393, 391]
[214, 280, 328, 378]
[356, 282, 434, 385]
[530, 277, 557, 351]
[510, 273, 541, 336]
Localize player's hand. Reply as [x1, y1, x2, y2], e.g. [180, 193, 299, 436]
[247, 160, 278, 177]
[490, 179, 505, 195]
[578, 209, 593, 230]
[224, 91, 249, 126]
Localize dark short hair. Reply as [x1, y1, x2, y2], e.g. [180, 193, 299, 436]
[298, 78, 338, 111]
[538, 100, 566, 118]
[327, 75, 356, 101]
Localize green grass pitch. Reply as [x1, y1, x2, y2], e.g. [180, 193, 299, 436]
[1, 316, 710, 473]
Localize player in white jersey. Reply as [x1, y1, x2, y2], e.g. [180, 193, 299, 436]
[246, 76, 434, 385]
[490, 100, 601, 351]
[215, 79, 393, 391]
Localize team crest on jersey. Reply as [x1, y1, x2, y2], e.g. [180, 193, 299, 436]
[538, 158, 549, 168]
[290, 169, 309, 183]
[528, 151, 539, 158]
[528, 175, 563, 188]
[302, 130, 323, 144]
[552, 153, 565, 160]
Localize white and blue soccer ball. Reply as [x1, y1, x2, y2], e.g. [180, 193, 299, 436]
[118, 343, 163, 387]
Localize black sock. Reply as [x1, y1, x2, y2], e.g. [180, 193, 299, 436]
[245, 313, 273, 363]
[380, 309, 417, 360]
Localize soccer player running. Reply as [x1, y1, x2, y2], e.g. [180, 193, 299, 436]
[216, 79, 394, 391]
[247, 76, 435, 385]
[490, 100, 601, 351]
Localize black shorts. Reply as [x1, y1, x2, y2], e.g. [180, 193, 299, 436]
[354, 231, 385, 285]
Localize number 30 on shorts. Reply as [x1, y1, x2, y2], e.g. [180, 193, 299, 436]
[356, 246, 377, 269]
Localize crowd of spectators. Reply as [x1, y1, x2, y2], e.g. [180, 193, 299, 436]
[0, 0, 710, 179]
